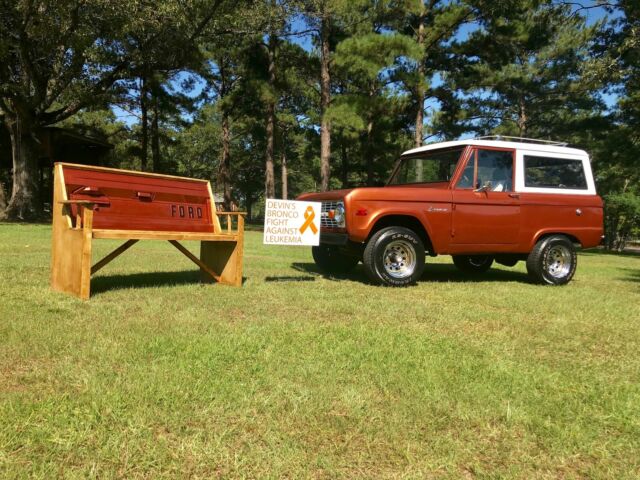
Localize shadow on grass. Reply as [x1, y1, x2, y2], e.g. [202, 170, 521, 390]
[292, 262, 531, 284]
[91, 270, 247, 294]
[265, 276, 316, 282]
[620, 268, 640, 283]
[580, 248, 640, 258]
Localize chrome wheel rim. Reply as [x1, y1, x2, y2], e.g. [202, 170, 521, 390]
[545, 245, 571, 278]
[383, 240, 416, 279]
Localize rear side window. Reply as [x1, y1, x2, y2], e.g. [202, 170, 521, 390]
[524, 156, 587, 189]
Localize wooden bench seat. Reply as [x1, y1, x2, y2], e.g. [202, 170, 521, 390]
[91, 230, 239, 241]
[51, 163, 245, 299]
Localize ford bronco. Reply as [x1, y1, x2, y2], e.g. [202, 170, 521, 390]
[298, 136, 604, 286]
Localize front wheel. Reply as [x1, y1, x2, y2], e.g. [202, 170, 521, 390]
[363, 227, 425, 286]
[526, 235, 577, 285]
[312, 245, 359, 274]
[452, 255, 494, 273]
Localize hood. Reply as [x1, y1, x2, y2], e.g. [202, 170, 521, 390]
[297, 188, 356, 201]
[297, 183, 450, 203]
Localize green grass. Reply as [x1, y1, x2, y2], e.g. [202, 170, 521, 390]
[1, 223, 639, 479]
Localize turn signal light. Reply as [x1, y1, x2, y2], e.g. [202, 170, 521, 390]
[355, 208, 368, 216]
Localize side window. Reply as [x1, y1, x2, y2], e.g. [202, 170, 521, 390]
[524, 156, 587, 189]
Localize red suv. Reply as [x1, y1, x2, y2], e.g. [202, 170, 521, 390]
[298, 137, 604, 286]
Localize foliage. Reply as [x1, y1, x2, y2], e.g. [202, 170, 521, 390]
[0, 0, 638, 221]
[444, 0, 604, 138]
[604, 192, 640, 251]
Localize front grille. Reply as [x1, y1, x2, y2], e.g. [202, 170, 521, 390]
[321, 201, 342, 229]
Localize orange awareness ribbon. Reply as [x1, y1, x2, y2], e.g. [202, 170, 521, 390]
[299, 206, 318, 234]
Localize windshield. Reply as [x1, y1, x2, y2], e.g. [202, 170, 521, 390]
[388, 148, 464, 185]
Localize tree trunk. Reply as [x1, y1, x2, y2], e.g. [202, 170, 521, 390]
[517, 97, 527, 137]
[265, 34, 277, 199]
[414, 8, 426, 182]
[246, 195, 253, 221]
[414, 10, 426, 148]
[281, 148, 288, 200]
[341, 141, 348, 188]
[140, 75, 149, 171]
[366, 119, 374, 186]
[220, 112, 232, 211]
[0, 180, 6, 213]
[151, 87, 160, 172]
[2, 113, 42, 221]
[319, 14, 332, 192]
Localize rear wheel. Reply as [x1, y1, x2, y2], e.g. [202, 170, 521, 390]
[452, 255, 494, 273]
[363, 227, 425, 286]
[312, 245, 359, 274]
[526, 235, 577, 285]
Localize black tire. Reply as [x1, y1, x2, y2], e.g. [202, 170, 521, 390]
[526, 235, 577, 285]
[452, 255, 494, 273]
[363, 226, 425, 286]
[312, 245, 359, 274]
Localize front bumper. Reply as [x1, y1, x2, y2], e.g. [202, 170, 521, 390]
[320, 232, 349, 246]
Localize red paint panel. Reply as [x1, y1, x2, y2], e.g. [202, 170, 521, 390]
[519, 193, 603, 249]
[61, 165, 215, 233]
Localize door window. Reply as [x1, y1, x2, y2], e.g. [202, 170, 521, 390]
[456, 149, 514, 192]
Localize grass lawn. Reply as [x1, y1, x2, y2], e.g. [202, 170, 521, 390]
[1, 223, 639, 479]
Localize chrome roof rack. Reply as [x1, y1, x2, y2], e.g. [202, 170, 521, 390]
[475, 135, 568, 147]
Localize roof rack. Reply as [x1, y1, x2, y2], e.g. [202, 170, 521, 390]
[475, 135, 568, 147]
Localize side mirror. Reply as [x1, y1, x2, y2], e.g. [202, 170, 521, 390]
[474, 180, 492, 193]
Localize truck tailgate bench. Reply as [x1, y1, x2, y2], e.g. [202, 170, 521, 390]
[51, 162, 244, 299]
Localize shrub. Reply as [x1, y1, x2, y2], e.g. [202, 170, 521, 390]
[603, 192, 640, 251]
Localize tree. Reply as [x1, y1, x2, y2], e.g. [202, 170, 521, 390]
[393, 0, 473, 147]
[200, 48, 246, 210]
[333, 30, 417, 185]
[0, 0, 228, 220]
[445, 0, 603, 138]
[301, 0, 363, 191]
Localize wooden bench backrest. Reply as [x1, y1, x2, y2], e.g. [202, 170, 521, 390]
[56, 163, 220, 233]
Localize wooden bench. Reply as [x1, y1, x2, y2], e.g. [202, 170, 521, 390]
[51, 162, 245, 299]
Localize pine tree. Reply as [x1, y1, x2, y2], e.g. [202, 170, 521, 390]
[445, 0, 603, 139]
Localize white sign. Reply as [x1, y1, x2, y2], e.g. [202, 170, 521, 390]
[263, 199, 321, 246]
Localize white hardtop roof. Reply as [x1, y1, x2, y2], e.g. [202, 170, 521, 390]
[402, 139, 588, 157]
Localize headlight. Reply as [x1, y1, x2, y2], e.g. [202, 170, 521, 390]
[333, 204, 345, 227]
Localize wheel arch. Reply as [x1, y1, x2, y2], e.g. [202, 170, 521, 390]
[532, 231, 582, 249]
[366, 214, 434, 254]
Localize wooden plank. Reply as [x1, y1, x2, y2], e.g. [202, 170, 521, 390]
[51, 165, 90, 299]
[92, 229, 238, 241]
[200, 213, 244, 287]
[91, 240, 138, 275]
[206, 181, 222, 233]
[57, 164, 73, 229]
[79, 207, 94, 300]
[168, 240, 221, 282]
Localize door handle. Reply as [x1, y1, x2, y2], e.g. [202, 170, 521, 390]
[136, 191, 154, 201]
[508, 193, 520, 199]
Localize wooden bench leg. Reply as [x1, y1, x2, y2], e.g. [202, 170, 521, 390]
[200, 240, 243, 287]
[51, 204, 93, 300]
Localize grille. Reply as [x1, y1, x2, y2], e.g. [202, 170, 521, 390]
[321, 201, 343, 229]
